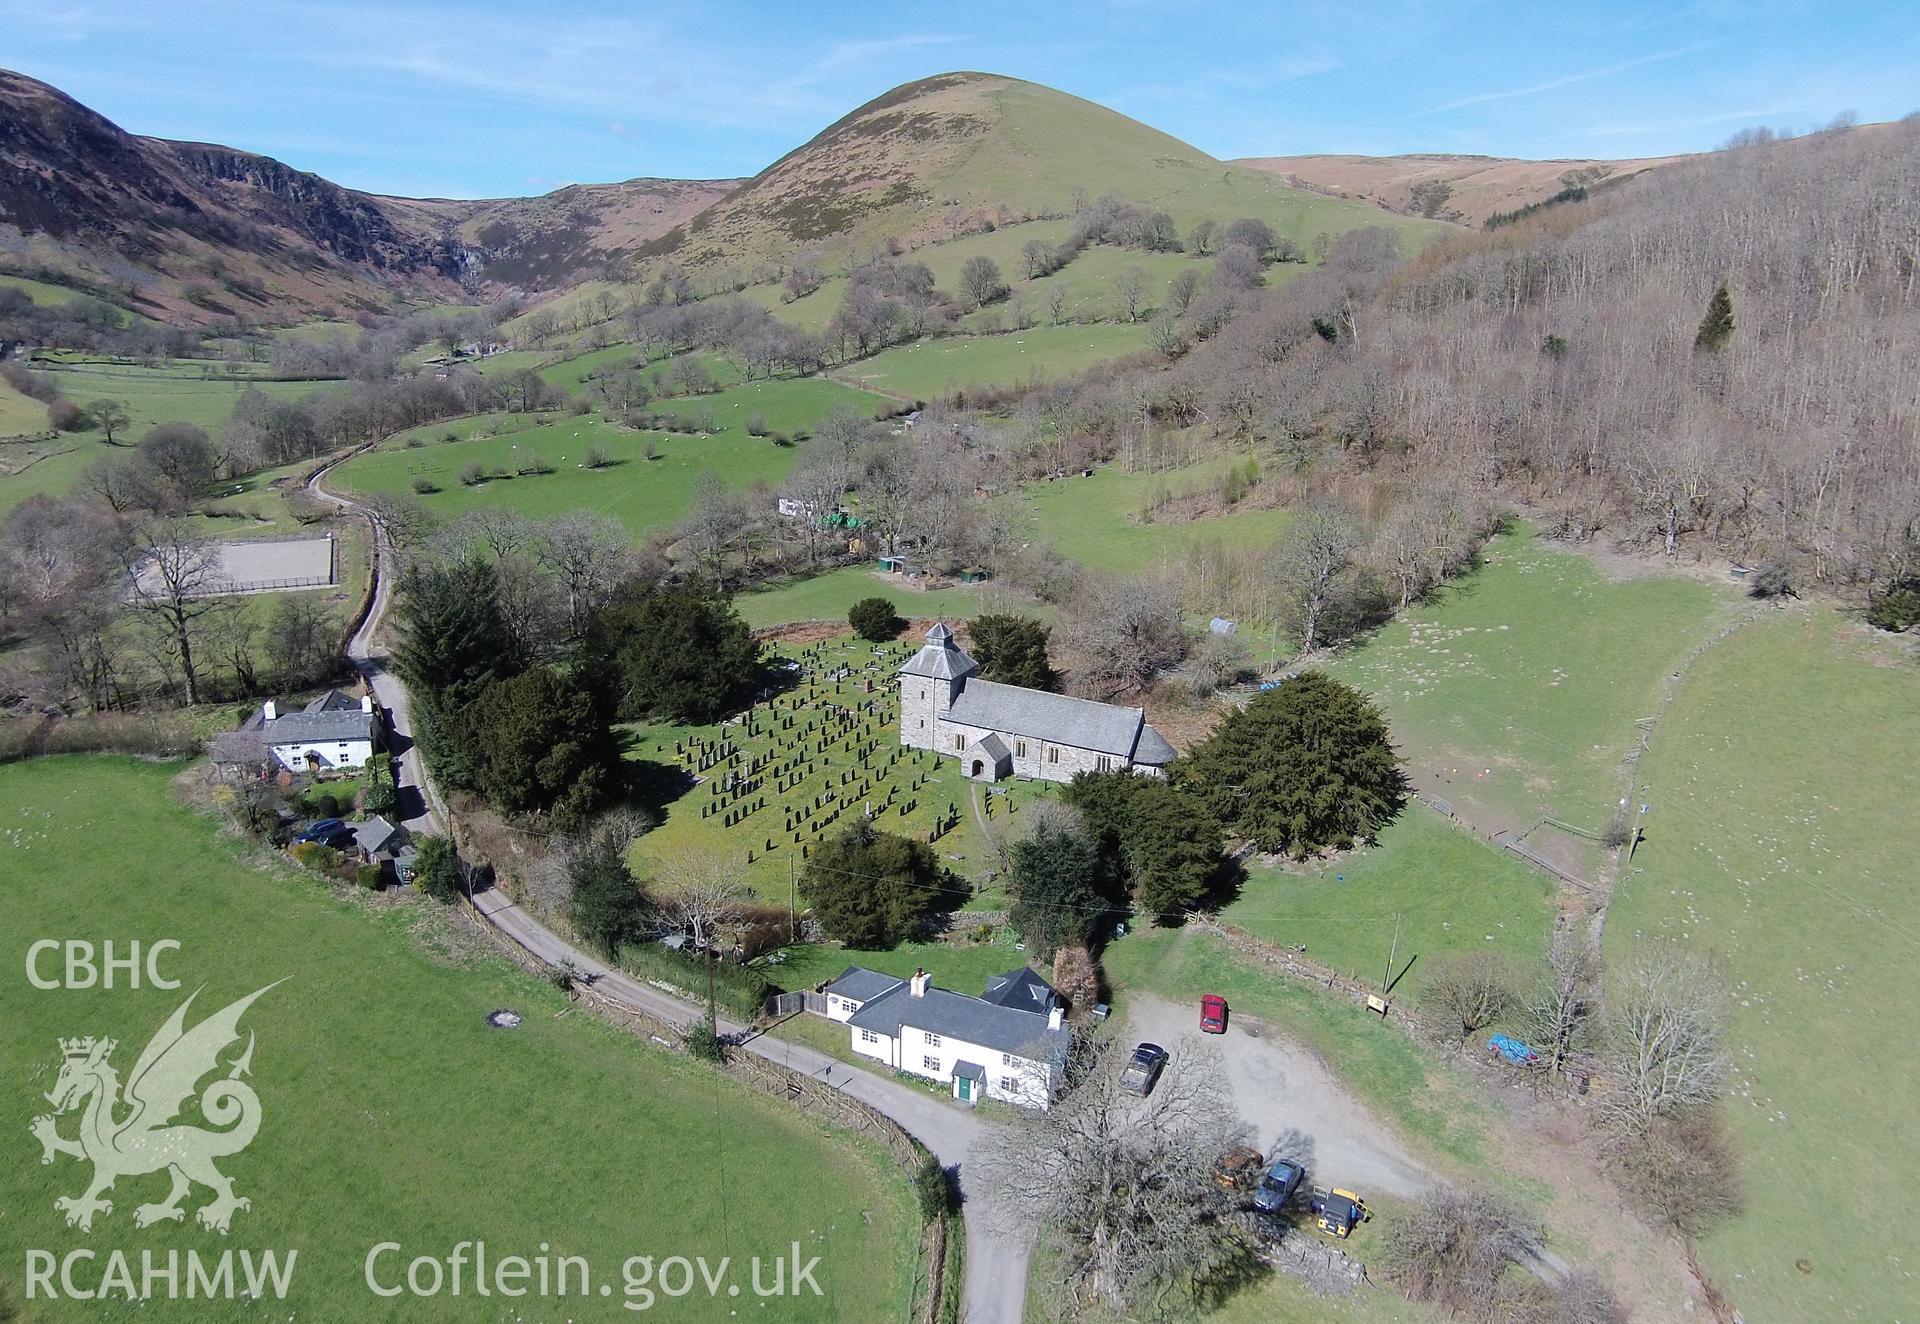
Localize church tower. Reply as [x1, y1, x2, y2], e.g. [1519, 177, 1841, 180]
[897, 621, 976, 750]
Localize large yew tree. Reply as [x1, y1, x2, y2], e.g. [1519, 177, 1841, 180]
[1176, 672, 1407, 857]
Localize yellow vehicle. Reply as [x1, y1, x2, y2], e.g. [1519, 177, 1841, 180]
[1310, 1187, 1369, 1238]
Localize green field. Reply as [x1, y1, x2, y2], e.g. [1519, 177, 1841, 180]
[1015, 456, 1294, 575]
[1606, 608, 1920, 1323]
[0, 757, 917, 1322]
[1329, 528, 1737, 849]
[834, 324, 1147, 400]
[624, 634, 1019, 899]
[738, 565, 990, 628]
[331, 376, 887, 541]
[1223, 810, 1557, 1002]
[28, 360, 318, 437]
[0, 376, 48, 434]
[0, 436, 123, 519]
[2, 361, 326, 518]
[0, 273, 97, 306]
[537, 345, 744, 393]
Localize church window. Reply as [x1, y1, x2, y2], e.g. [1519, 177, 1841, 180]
[952, 734, 963, 751]
[1015, 740, 1027, 758]
[1047, 746, 1059, 764]
[1097, 755, 1114, 772]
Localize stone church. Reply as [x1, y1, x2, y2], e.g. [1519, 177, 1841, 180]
[898, 622, 1176, 783]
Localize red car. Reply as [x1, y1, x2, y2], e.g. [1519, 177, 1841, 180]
[1199, 994, 1228, 1034]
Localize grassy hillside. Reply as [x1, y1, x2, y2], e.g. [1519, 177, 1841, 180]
[1327, 528, 1738, 859]
[834, 324, 1146, 399]
[670, 73, 1444, 270]
[0, 757, 916, 1322]
[1607, 609, 1920, 1323]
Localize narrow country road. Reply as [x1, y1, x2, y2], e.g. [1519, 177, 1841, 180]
[308, 458, 1032, 1324]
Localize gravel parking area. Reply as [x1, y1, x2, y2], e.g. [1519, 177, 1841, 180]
[1120, 994, 1432, 1202]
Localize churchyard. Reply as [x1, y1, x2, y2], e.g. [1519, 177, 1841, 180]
[627, 632, 1035, 899]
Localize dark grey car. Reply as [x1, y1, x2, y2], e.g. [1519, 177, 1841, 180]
[1119, 1042, 1169, 1095]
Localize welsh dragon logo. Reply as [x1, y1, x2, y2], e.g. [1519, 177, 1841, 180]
[30, 982, 280, 1234]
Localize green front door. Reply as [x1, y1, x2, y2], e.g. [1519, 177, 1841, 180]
[956, 1076, 973, 1101]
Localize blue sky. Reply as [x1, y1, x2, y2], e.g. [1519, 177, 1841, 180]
[4, 0, 1914, 198]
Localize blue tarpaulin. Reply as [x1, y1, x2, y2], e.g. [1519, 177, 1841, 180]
[1488, 1034, 1539, 1065]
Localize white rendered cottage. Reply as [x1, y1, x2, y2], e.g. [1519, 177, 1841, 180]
[898, 622, 1175, 783]
[825, 965, 1071, 1108]
[210, 688, 381, 776]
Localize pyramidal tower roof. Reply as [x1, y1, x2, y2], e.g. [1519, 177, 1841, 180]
[899, 620, 977, 681]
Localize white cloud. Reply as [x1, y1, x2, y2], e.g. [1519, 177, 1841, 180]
[1423, 41, 1721, 115]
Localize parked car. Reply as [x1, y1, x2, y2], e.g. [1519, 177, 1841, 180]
[1119, 1042, 1169, 1096]
[295, 818, 348, 845]
[1199, 993, 1228, 1034]
[1252, 1157, 1306, 1213]
[1213, 1145, 1264, 1191]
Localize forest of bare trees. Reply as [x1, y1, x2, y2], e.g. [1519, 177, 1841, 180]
[962, 121, 1919, 602]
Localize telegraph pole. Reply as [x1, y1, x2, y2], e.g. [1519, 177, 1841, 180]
[1382, 912, 1401, 995]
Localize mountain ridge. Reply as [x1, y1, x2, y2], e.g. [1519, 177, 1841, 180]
[2, 65, 1437, 323]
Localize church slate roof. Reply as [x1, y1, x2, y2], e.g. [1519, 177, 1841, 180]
[945, 679, 1145, 757]
[1132, 723, 1178, 766]
[966, 732, 1011, 762]
[899, 622, 977, 682]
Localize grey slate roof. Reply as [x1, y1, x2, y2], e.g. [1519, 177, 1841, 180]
[1133, 723, 1177, 766]
[966, 732, 1011, 762]
[824, 966, 906, 1003]
[350, 816, 403, 855]
[899, 622, 977, 682]
[945, 678, 1145, 757]
[952, 1060, 986, 1081]
[982, 966, 1056, 1013]
[208, 730, 267, 765]
[847, 982, 1071, 1060]
[264, 708, 377, 745]
[306, 689, 362, 713]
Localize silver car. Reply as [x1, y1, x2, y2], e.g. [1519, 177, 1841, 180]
[1119, 1042, 1169, 1095]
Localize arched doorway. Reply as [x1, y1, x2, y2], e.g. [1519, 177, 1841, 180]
[970, 759, 984, 777]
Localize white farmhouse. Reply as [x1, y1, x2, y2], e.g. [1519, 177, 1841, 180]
[210, 688, 381, 777]
[898, 622, 1176, 783]
[824, 965, 1071, 1108]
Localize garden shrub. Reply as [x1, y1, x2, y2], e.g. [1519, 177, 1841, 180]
[848, 596, 904, 641]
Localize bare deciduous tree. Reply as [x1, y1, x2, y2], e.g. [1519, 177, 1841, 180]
[1602, 941, 1731, 1133]
[1271, 498, 1365, 652]
[980, 1038, 1253, 1313]
[1386, 1183, 1541, 1317]
[1425, 951, 1519, 1043]
[121, 519, 225, 704]
[1117, 266, 1148, 322]
[534, 511, 631, 639]
[1064, 576, 1188, 698]
[1523, 944, 1593, 1078]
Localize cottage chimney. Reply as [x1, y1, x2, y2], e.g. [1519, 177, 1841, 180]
[361, 693, 375, 714]
[909, 968, 929, 998]
[262, 699, 278, 721]
[1048, 1005, 1065, 1031]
